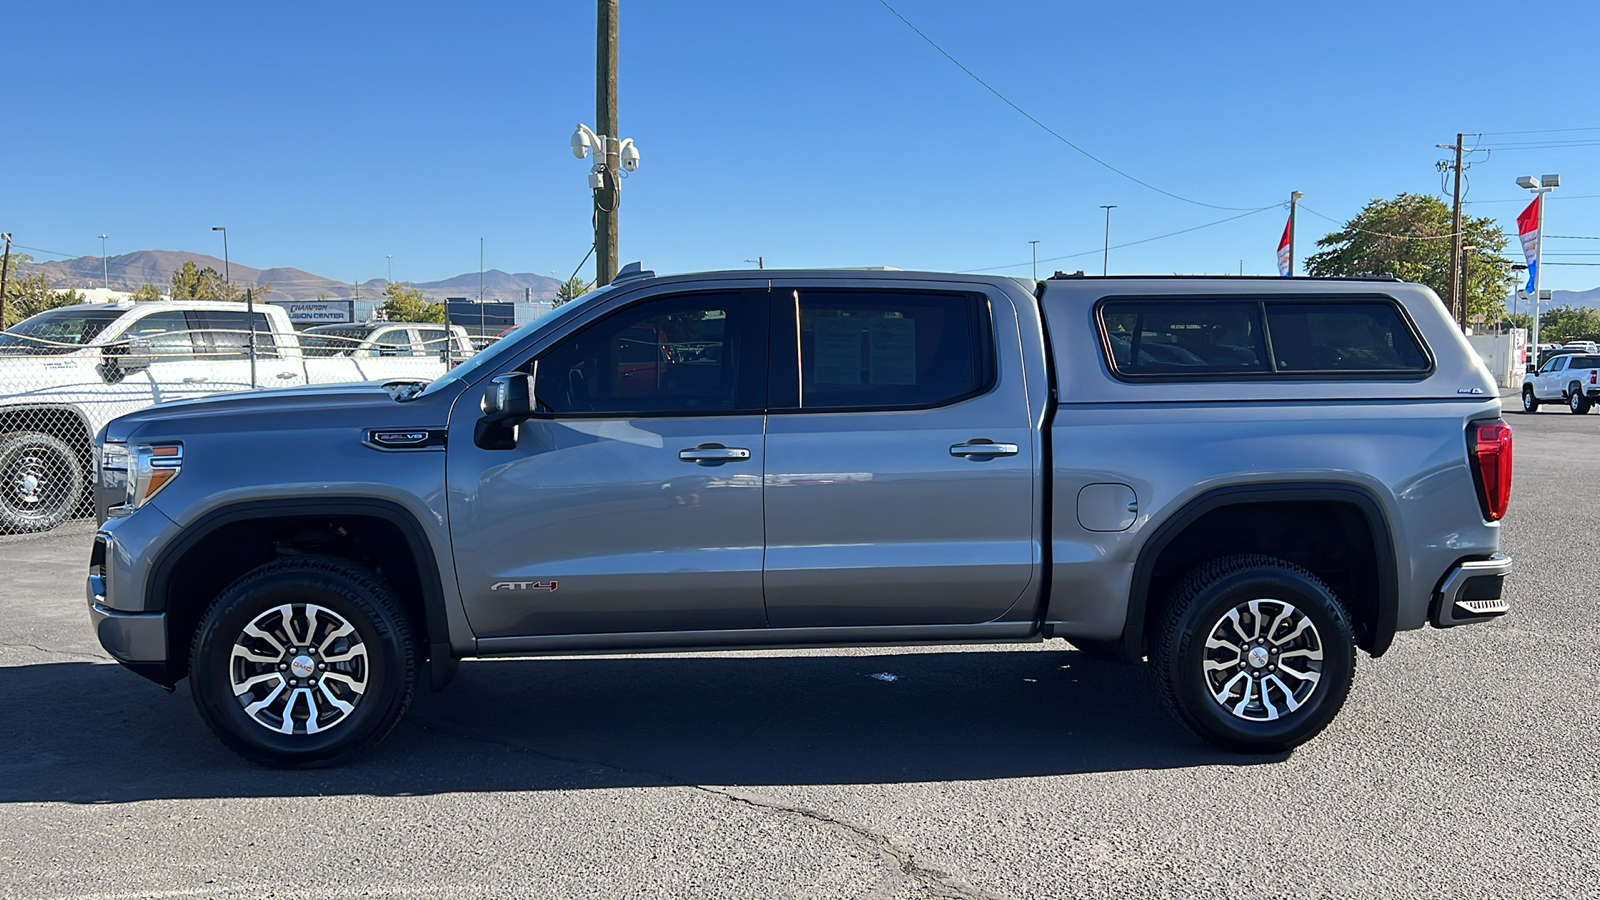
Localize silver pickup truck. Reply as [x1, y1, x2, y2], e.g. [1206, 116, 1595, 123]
[87, 267, 1514, 765]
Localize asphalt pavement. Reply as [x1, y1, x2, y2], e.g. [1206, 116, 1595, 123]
[1, 409, 1595, 899]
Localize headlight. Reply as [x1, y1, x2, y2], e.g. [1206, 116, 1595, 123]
[121, 443, 182, 511]
[97, 441, 131, 486]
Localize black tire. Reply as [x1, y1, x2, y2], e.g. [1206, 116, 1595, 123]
[189, 556, 417, 767]
[1154, 554, 1355, 753]
[1521, 386, 1540, 414]
[1569, 387, 1591, 414]
[0, 431, 84, 534]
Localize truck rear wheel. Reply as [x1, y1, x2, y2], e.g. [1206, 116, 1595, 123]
[188, 556, 417, 767]
[1521, 386, 1539, 413]
[1154, 554, 1355, 753]
[0, 431, 83, 534]
[1569, 388, 1591, 414]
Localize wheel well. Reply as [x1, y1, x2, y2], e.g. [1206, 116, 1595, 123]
[1138, 499, 1388, 656]
[159, 514, 436, 682]
[0, 407, 91, 459]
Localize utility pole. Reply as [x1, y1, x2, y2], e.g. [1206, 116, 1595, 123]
[1436, 135, 1471, 327]
[1288, 191, 1302, 276]
[0, 233, 12, 330]
[1029, 240, 1039, 281]
[595, 0, 620, 286]
[1099, 206, 1116, 275]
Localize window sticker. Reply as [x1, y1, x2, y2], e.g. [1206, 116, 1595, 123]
[868, 317, 917, 385]
[813, 316, 862, 385]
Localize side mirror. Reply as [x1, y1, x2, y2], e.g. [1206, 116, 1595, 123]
[99, 338, 154, 384]
[475, 371, 535, 451]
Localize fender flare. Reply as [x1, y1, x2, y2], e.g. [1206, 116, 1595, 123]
[1121, 482, 1400, 660]
[147, 497, 458, 688]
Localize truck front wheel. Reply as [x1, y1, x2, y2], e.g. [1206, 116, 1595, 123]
[0, 431, 83, 534]
[188, 556, 417, 767]
[1154, 554, 1355, 753]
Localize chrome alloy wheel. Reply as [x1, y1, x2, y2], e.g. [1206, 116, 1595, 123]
[1201, 598, 1324, 722]
[9, 451, 52, 507]
[230, 603, 369, 735]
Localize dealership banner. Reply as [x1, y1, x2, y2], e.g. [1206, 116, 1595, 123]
[1517, 195, 1541, 293]
[1276, 217, 1293, 276]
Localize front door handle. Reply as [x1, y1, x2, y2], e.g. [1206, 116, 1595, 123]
[950, 439, 1019, 458]
[275, 372, 297, 380]
[182, 376, 208, 384]
[679, 443, 751, 464]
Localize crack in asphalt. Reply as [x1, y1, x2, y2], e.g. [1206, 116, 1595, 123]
[0, 641, 109, 661]
[411, 718, 999, 900]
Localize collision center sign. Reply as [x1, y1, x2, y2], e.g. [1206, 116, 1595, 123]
[271, 300, 354, 324]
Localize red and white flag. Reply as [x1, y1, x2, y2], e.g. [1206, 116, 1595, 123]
[1517, 194, 1541, 293]
[1276, 217, 1293, 276]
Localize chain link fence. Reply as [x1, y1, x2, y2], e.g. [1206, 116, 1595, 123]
[1, 311, 495, 535]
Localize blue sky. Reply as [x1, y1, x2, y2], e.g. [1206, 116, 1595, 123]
[8, 0, 1600, 292]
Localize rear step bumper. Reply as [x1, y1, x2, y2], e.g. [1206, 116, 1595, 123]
[1431, 554, 1513, 627]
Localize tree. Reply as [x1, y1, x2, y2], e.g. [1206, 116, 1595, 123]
[1538, 306, 1600, 343]
[555, 276, 591, 307]
[167, 260, 272, 302]
[2, 253, 87, 327]
[1305, 193, 1513, 325]
[377, 281, 445, 323]
[129, 284, 163, 302]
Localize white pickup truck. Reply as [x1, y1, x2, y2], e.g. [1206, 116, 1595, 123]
[0, 301, 475, 532]
[1521, 352, 1600, 414]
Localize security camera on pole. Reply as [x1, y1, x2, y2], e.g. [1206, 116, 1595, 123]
[571, 0, 640, 287]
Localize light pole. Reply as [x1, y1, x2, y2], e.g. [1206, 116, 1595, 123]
[387, 255, 393, 284]
[1099, 206, 1116, 276]
[1516, 174, 1559, 353]
[1029, 240, 1039, 281]
[743, 258, 764, 269]
[98, 234, 109, 289]
[211, 226, 229, 284]
[1510, 263, 1528, 380]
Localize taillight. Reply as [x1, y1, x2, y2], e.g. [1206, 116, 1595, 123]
[1590, 371, 1596, 384]
[1468, 420, 1512, 521]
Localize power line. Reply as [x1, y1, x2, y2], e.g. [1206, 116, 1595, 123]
[872, 0, 1271, 213]
[963, 205, 1278, 273]
[1549, 235, 1600, 240]
[1477, 126, 1600, 136]
[1296, 203, 1458, 242]
[1465, 194, 1600, 205]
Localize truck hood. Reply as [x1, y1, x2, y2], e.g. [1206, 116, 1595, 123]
[104, 382, 450, 444]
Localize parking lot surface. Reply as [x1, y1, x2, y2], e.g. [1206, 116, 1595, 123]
[2, 410, 1596, 899]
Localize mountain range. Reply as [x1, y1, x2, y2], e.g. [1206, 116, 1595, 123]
[23, 249, 1600, 309]
[27, 250, 563, 302]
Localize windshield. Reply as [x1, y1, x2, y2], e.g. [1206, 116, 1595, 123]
[417, 293, 604, 398]
[301, 326, 373, 357]
[0, 307, 126, 355]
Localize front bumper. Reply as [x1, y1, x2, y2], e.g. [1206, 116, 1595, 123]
[1430, 553, 1512, 627]
[89, 603, 168, 663]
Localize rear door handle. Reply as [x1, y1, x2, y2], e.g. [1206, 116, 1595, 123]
[950, 439, 1019, 458]
[181, 377, 208, 384]
[679, 443, 751, 464]
[275, 372, 297, 380]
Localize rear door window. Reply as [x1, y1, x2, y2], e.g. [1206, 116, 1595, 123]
[780, 290, 994, 410]
[191, 310, 280, 360]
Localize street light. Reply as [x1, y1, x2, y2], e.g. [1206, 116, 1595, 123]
[211, 226, 229, 284]
[98, 234, 108, 289]
[387, 255, 393, 284]
[1099, 206, 1117, 276]
[1516, 174, 1559, 352]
